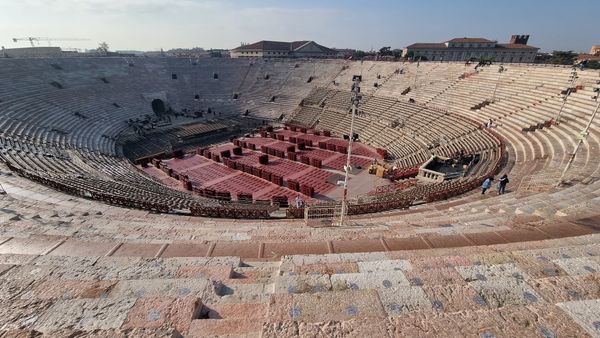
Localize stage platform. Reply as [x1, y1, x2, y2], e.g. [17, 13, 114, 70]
[142, 129, 391, 203]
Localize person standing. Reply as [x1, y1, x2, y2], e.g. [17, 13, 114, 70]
[295, 196, 304, 208]
[481, 177, 494, 195]
[498, 174, 509, 195]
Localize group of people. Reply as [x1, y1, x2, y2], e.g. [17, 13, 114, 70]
[481, 174, 509, 195]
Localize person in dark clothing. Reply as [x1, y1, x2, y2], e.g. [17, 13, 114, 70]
[498, 174, 509, 195]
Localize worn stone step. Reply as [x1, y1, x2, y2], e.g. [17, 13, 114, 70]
[188, 318, 262, 337]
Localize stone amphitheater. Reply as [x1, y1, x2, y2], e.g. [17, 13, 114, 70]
[0, 57, 599, 337]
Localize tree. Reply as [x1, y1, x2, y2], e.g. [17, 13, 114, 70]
[97, 42, 109, 54]
[379, 46, 392, 56]
[547, 51, 577, 65]
[392, 49, 403, 59]
[352, 50, 368, 59]
[585, 61, 600, 69]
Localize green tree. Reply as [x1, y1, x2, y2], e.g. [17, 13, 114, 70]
[352, 50, 368, 59]
[585, 61, 600, 69]
[547, 51, 577, 65]
[97, 41, 109, 54]
[379, 46, 392, 56]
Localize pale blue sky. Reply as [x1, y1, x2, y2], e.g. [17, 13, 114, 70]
[0, 0, 597, 52]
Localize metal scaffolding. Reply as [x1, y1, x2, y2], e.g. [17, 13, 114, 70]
[337, 74, 362, 226]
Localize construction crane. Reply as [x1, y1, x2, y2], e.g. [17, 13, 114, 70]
[12, 37, 90, 47]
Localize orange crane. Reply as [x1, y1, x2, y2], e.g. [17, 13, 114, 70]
[12, 37, 90, 47]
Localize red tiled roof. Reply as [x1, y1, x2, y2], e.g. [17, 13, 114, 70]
[405, 43, 447, 49]
[294, 41, 337, 54]
[232, 40, 335, 54]
[446, 37, 493, 43]
[496, 43, 539, 50]
[578, 53, 600, 61]
[232, 41, 293, 51]
[291, 41, 310, 50]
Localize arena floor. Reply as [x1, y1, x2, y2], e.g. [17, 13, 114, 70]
[142, 129, 390, 203]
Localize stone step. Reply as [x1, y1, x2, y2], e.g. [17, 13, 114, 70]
[330, 270, 410, 291]
[267, 289, 386, 323]
[215, 283, 274, 304]
[188, 318, 262, 337]
[262, 304, 591, 337]
[278, 252, 388, 274]
[201, 302, 268, 320]
[108, 278, 217, 300]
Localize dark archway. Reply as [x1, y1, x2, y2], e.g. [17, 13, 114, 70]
[151, 99, 166, 116]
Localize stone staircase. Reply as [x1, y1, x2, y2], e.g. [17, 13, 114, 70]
[1, 233, 598, 337]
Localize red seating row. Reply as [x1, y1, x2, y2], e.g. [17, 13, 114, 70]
[390, 166, 420, 180]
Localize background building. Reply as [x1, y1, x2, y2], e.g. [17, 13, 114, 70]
[403, 35, 539, 63]
[230, 40, 337, 58]
[1, 46, 63, 58]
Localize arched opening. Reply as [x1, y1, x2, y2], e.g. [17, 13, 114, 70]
[151, 99, 166, 116]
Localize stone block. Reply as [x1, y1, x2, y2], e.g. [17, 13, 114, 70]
[330, 271, 410, 291]
[274, 274, 331, 294]
[0, 254, 37, 265]
[202, 303, 267, 320]
[266, 294, 293, 322]
[357, 259, 412, 273]
[109, 278, 214, 300]
[289, 289, 386, 322]
[528, 273, 600, 303]
[0, 299, 53, 331]
[377, 286, 432, 315]
[0, 237, 61, 256]
[467, 252, 518, 266]
[48, 240, 114, 257]
[0, 265, 57, 282]
[470, 278, 542, 308]
[408, 255, 472, 269]
[176, 266, 232, 281]
[112, 243, 163, 258]
[404, 267, 466, 286]
[188, 318, 262, 337]
[284, 252, 387, 267]
[455, 263, 529, 282]
[121, 296, 201, 334]
[292, 262, 359, 275]
[215, 283, 270, 304]
[30, 280, 116, 300]
[33, 298, 136, 333]
[31, 255, 98, 267]
[300, 318, 390, 338]
[553, 257, 600, 276]
[229, 265, 277, 284]
[557, 299, 600, 337]
[0, 264, 14, 277]
[422, 284, 487, 312]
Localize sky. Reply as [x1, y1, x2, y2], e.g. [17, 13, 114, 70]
[0, 0, 598, 53]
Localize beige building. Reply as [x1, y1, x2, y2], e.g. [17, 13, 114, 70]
[403, 35, 539, 63]
[230, 40, 337, 59]
[1, 47, 63, 58]
[591, 45, 600, 56]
